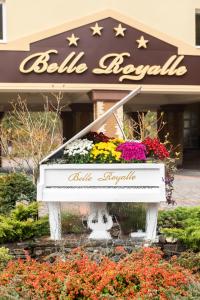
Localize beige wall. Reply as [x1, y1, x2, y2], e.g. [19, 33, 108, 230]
[4, 0, 200, 46]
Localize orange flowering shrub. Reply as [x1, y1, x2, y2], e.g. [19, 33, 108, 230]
[0, 247, 196, 300]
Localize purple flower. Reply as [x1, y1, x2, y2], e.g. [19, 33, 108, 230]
[117, 142, 146, 161]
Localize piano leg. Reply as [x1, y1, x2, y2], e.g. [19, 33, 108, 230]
[145, 203, 159, 242]
[48, 202, 62, 241]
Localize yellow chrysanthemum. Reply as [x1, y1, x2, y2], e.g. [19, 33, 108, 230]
[90, 141, 121, 162]
[111, 138, 125, 145]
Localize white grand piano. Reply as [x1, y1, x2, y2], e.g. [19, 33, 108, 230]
[37, 87, 166, 241]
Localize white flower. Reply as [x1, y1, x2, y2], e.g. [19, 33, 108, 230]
[64, 138, 93, 156]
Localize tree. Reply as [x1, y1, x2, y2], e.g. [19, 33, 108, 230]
[0, 92, 65, 183]
[123, 111, 166, 140]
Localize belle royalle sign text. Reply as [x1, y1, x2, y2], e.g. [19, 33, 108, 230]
[19, 50, 187, 82]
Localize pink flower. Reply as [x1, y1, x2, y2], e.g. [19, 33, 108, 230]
[117, 142, 146, 161]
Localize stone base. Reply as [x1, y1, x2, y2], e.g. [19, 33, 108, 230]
[5, 235, 148, 261]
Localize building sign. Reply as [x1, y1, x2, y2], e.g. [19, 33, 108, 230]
[19, 51, 187, 82]
[0, 17, 200, 85]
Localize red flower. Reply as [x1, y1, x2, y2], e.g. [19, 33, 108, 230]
[143, 137, 170, 160]
[85, 132, 110, 143]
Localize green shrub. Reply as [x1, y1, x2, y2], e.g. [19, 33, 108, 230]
[0, 203, 49, 244]
[108, 203, 146, 234]
[169, 280, 200, 299]
[0, 173, 36, 214]
[61, 213, 86, 234]
[158, 207, 200, 250]
[174, 251, 200, 274]
[0, 247, 13, 271]
[10, 201, 38, 221]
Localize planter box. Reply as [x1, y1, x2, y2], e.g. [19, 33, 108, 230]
[37, 163, 165, 203]
[36, 90, 166, 241]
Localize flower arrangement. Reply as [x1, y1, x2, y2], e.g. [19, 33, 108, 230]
[49, 132, 171, 164]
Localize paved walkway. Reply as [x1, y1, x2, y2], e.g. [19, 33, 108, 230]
[161, 169, 200, 209]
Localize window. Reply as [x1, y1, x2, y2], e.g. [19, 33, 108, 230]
[0, 1, 5, 42]
[196, 10, 200, 46]
[183, 111, 199, 149]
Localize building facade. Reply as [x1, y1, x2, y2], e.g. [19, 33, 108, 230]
[1, 0, 200, 168]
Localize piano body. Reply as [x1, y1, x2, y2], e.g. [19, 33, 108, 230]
[37, 87, 166, 241]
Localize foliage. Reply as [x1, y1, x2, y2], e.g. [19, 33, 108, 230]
[163, 138, 180, 205]
[108, 203, 146, 234]
[61, 213, 86, 234]
[0, 247, 13, 271]
[173, 251, 200, 274]
[0, 203, 49, 244]
[0, 93, 64, 183]
[0, 173, 36, 214]
[0, 247, 196, 300]
[158, 207, 200, 250]
[123, 111, 165, 141]
[164, 171, 175, 205]
[168, 280, 200, 299]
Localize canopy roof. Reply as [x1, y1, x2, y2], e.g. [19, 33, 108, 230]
[40, 86, 141, 164]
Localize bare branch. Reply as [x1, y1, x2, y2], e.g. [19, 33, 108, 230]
[0, 93, 63, 183]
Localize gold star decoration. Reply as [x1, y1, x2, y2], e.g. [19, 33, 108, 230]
[136, 35, 149, 48]
[114, 23, 126, 37]
[66, 33, 79, 46]
[90, 23, 103, 36]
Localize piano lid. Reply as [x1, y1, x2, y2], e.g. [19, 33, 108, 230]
[40, 86, 141, 164]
